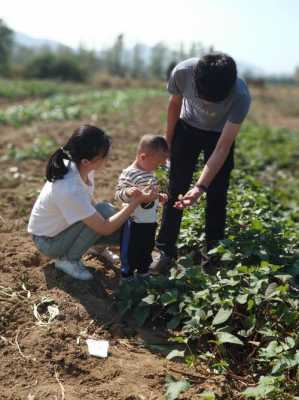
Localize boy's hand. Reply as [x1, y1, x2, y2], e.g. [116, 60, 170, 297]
[141, 185, 158, 202]
[159, 192, 168, 204]
[126, 187, 142, 197]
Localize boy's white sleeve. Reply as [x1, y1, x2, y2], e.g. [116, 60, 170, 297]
[115, 172, 134, 203]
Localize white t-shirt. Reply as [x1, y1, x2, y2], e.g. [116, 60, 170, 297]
[28, 162, 96, 237]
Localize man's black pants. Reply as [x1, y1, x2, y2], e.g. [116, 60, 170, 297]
[156, 119, 234, 257]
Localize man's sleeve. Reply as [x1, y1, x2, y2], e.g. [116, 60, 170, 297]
[228, 93, 251, 125]
[167, 65, 184, 95]
[55, 187, 96, 226]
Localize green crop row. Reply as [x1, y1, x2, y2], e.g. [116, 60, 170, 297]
[116, 123, 299, 399]
[0, 88, 164, 127]
[0, 79, 88, 100]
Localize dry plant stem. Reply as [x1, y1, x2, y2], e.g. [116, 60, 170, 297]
[226, 370, 255, 387]
[15, 328, 35, 361]
[54, 367, 65, 400]
[0, 214, 7, 225]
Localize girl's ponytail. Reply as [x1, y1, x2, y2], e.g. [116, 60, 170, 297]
[46, 147, 71, 182]
[45, 125, 111, 182]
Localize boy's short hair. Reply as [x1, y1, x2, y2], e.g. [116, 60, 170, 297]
[194, 53, 237, 102]
[137, 134, 169, 154]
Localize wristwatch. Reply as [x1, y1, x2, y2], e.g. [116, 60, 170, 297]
[195, 183, 208, 193]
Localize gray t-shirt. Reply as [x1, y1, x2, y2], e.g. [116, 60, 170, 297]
[167, 58, 251, 132]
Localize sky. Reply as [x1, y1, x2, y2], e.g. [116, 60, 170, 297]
[1, 0, 298, 75]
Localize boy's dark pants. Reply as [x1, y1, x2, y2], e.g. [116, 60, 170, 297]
[156, 119, 235, 258]
[120, 220, 157, 277]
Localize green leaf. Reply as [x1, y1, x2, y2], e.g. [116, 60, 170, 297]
[274, 274, 292, 283]
[165, 376, 191, 400]
[142, 294, 155, 305]
[199, 391, 216, 400]
[221, 251, 233, 261]
[216, 332, 244, 346]
[251, 219, 263, 231]
[247, 298, 255, 311]
[161, 290, 178, 306]
[243, 375, 279, 399]
[166, 349, 185, 360]
[285, 336, 295, 349]
[265, 282, 279, 298]
[212, 307, 233, 325]
[236, 293, 248, 304]
[169, 336, 189, 344]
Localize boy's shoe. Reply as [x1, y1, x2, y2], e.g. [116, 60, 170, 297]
[150, 252, 173, 275]
[89, 246, 120, 265]
[54, 258, 93, 280]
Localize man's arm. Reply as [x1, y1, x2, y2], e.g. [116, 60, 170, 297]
[196, 121, 240, 187]
[176, 121, 241, 208]
[165, 95, 183, 148]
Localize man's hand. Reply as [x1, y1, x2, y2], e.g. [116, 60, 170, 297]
[174, 186, 203, 209]
[159, 192, 168, 204]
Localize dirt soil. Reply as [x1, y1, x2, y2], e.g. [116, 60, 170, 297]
[0, 97, 228, 400]
[0, 87, 298, 400]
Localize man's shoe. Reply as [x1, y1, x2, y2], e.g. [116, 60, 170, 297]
[150, 252, 173, 275]
[54, 258, 93, 280]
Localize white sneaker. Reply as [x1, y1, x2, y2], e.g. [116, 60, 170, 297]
[54, 258, 93, 280]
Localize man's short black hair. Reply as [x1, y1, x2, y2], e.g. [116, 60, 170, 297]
[194, 53, 237, 102]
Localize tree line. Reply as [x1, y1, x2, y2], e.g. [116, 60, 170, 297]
[0, 19, 208, 82]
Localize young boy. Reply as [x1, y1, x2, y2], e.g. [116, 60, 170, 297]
[115, 135, 169, 281]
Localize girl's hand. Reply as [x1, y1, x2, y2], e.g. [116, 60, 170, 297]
[174, 187, 203, 209]
[159, 192, 168, 204]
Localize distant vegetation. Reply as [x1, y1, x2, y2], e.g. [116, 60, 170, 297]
[0, 79, 89, 99]
[0, 19, 207, 82]
[2, 18, 295, 85]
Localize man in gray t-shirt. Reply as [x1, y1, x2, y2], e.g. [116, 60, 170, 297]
[154, 53, 251, 273]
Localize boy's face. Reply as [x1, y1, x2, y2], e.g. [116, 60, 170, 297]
[139, 150, 168, 171]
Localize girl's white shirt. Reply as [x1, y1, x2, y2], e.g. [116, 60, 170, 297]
[28, 162, 96, 237]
